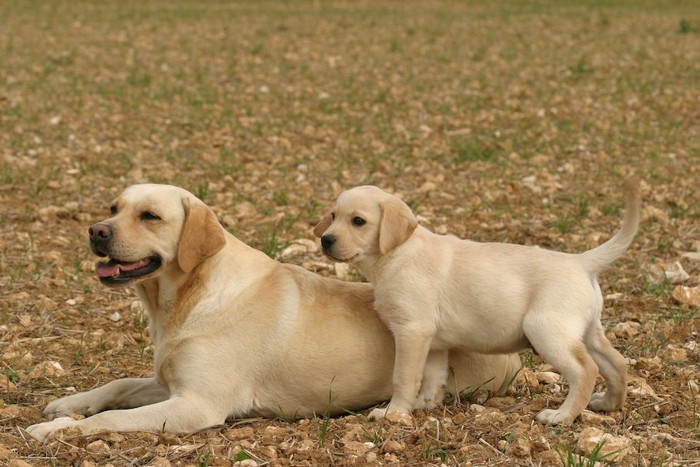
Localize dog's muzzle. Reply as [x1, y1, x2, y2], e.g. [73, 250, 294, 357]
[321, 234, 336, 253]
[89, 223, 113, 257]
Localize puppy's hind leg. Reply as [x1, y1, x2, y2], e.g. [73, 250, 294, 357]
[524, 304, 598, 425]
[586, 322, 627, 412]
[415, 349, 449, 410]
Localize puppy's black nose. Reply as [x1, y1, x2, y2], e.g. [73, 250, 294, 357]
[89, 223, 113, 256]
[321, 234, 336, 251]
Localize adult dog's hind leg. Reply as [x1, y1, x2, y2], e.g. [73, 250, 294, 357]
[586, 322, 627, 412]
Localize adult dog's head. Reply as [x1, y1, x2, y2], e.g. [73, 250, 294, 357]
[313, 185, 418, 264]
[88, 184, 226, 286]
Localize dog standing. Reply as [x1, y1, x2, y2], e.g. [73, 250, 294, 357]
[27, 184, 520, 440]
[314, 180, 640, 424]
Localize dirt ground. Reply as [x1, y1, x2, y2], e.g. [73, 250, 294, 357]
[1, 1, 699, 465]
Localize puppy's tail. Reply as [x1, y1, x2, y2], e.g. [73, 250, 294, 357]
[579, 178, 641, 274]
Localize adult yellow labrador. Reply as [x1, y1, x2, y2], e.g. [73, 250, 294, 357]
[314, 180, 640, 425]
[27, 184, 520, 441]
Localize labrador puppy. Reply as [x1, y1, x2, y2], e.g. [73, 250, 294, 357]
[314, 180, 640, 425]
[26, 184, 520, 441]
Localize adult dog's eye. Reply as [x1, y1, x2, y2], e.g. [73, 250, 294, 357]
[352, 216, 366, 226]
[110, 205, 117, 215]
[331, 212, 336, 221]
[140, 211, 161, 221]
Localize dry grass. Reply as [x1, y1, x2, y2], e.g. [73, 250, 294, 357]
[1, 0, 699, 465]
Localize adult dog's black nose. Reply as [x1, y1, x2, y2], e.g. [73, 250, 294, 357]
[89, 223, 113, 256]
[321, 234, 336, 252]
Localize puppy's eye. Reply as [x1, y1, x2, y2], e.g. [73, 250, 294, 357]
[352, 216, 366, 226]
[331, 212, 336, 221]
[140, 211, 161, 221]
[110, 205, 117, 215]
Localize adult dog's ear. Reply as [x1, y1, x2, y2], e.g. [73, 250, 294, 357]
[178, 197, 227, 273]
[313, 210, 332, 238]
[379, 197, 418, 255]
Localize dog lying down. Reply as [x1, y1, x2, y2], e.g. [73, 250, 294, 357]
[314, 180, 641, 425]
[26, 184, 520, 441]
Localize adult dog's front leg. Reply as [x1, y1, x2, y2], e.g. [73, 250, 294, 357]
[369, 329, 433, 421]
[27, 394, 224, 442]
[42, 378, 169, 419]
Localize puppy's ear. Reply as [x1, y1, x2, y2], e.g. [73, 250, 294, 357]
[178, 197, 227, 273]
[379, 197, 418, 255]
[313, 210, 332, 238]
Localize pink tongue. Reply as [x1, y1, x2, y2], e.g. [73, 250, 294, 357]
[97, 262, 120, 278]
[96, 259, 150, 278]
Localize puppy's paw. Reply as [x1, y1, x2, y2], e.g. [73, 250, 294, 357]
[26, 417, 82, 442]
[535, 409, 574, 425]
[588, 392, 621, 412]
[368, 408, 413, 425]
[415, 386, 444, 411]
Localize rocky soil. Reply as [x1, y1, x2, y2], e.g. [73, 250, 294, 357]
[1, 1, 699, 465]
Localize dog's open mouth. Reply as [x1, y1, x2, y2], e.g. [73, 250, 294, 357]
[95, 257, 161, 285]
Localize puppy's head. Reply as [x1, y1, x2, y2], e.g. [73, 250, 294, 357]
[313, 186, 417, 264]
[88, 184, 226, 286]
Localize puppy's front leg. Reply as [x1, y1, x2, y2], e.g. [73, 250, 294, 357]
[416, 349, 449, 410]
[369, 328, 434, 421]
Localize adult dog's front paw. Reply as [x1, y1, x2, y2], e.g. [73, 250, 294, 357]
[26, 417, 82, 442]
[43, 392, 102, 419]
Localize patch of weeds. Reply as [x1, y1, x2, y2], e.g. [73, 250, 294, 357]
[318, 381, 334, 448]
[601, 203, 622, 217]
[232, 450, 250, 462]
[73, 336, 85, 365]
[423, 446, 447, 462]
[138, 340, 148, 364]
[127, 71, 152, 87]
[666, 306, 698, 326]
[259, 222, 287, 259]
[303, 200, 322, 222]
[640, 275, 671, 300]
[195, 451, 211, 467]
[688, 381, 699, 430]
[558, 440, 621, 466]
[406, 198, 420, 210]
[273, 190, 289, 206]
[451, 377, 496, 404]
[250, 42, 265, 55]
[195, 182, 209, 202]
[521, 348, 536, 369]
[679, 19, 699, 34]
[362, 425, 385, 445]
[656, 241, 670, 253]
[451, 138, 496, 163]
[1, 367, 20, 384]
[552, 196, 589, 234]
[569, 55, 594, 82]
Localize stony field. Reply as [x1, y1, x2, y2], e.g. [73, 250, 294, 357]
[1, 1, 699, 465]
